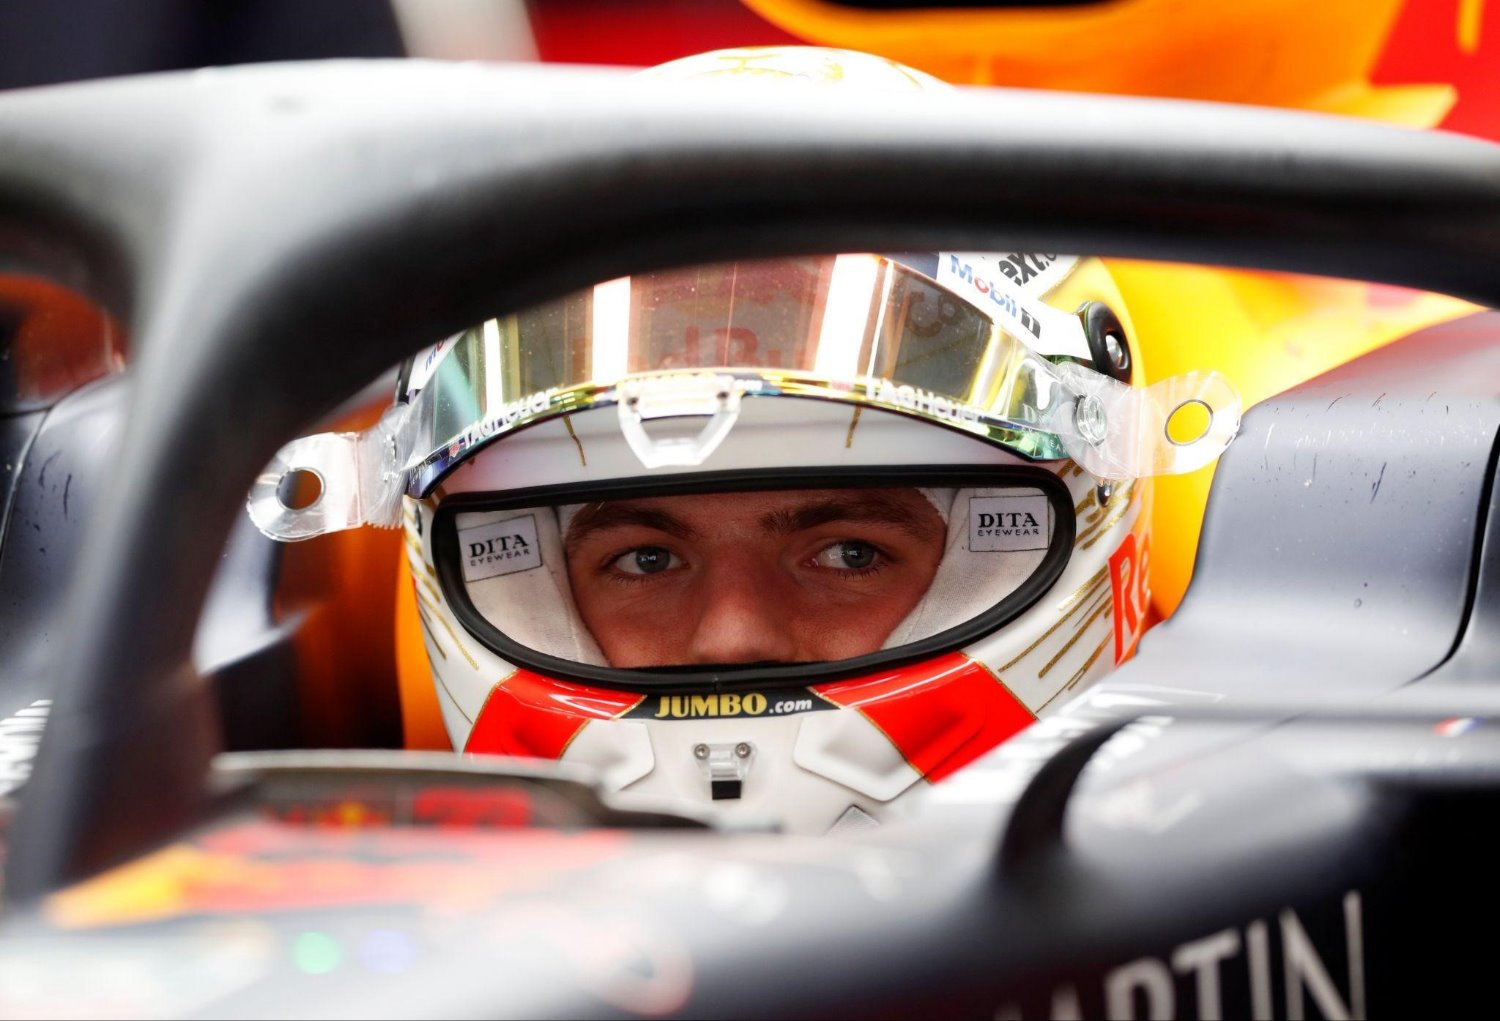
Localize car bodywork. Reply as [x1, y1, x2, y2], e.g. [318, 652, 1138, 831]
[0, 59, 1497, 1016]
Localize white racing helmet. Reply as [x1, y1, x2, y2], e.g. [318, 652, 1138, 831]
[250, 249, 1238, 833]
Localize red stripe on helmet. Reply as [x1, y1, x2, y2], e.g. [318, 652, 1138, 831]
[815, 653, 1035, 782]
[465, 671, 642, 758]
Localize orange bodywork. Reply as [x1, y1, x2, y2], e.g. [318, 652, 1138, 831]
[0, 275, 124, 406]
[741, 0, 1491, 131]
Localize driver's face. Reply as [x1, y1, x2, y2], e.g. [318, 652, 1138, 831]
[564, 489, 946, 667]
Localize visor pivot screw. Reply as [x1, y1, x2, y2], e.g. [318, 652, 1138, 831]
[735, 742, 752, 759]
[1095, 482, 1114, 508]
[693, 743, 709, 760]
[627, 396, 640, 408]
[1075, 395, 1108, 446]
[1103, 332, 1130, 373]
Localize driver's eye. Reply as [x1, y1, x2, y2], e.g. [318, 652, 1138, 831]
[612, 546, 679, 575]
[814, 541, 880, 571]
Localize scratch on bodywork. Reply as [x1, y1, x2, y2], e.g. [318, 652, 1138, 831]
[37, 450, 60, 488]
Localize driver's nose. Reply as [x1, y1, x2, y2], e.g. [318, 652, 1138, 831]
[686, 560, 799, 665]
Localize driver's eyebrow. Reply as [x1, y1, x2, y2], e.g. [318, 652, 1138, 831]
[759, 494, 942, 542]
[564, 504, 698, 551]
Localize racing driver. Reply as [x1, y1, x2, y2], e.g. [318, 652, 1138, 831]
[247, 49, 1240, 833]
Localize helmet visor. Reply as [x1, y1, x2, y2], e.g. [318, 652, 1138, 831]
[248, 255, 1239, 542]
[406, 254, 1088, 495]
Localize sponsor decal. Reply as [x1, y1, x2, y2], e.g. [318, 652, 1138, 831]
[458, 387, 561, 449]
[936, 253, 1093, 361]
[858, 376, 983, 426]
[941, 254, 1045, 340]
[996, 252, 1055, 288]
[969, 495, 1050, 552]
[0, 699, 50, 798]
[626, 689, 834, 721]
[406, 334, 458, 395]
[1109, 530, 1151, 663]
[458, 515, 542, 583]
[995, 891, 1365, 1021]
[947, 251, 1079, 297]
